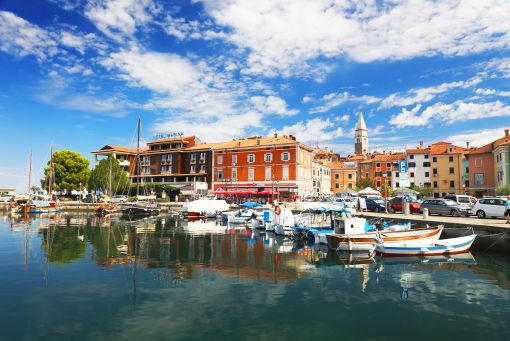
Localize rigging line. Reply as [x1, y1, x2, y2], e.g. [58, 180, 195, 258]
[479, 232, 507, 254]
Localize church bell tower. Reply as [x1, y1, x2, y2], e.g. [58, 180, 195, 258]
[354, 112, 369, 155]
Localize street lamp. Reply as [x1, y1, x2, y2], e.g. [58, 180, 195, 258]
[382, 174, 388, 213]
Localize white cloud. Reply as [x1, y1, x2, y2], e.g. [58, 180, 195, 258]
[308, 91, 379, 113]
[389, 100, 510, 128]
[60, 31, 86, 54]
[334, 114, 350, 124]
[200, 0, 510, 77]
[164, 14, 225, 41]
[475, 88, 510, 97]
[85, 0, 159, 41]
[278, 117, 344, 144]
[250, 95, 298, 117]
[483, 57, 510, 79]
[0, 11, 58, 60]
[446, 127, 510, 147]
[380, 77, 482, 109]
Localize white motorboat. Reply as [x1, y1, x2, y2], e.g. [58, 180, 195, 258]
[375, 234, 476, 257]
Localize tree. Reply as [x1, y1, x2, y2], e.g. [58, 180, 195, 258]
[380, 184, 394, 198]
[410, 184, 433, 198]
[496, 185, 510, 196]
[43, 150, 90, 194]
[30, 185, 40, 193]
[89, 156, 131, 195]
[356, 177, 375, 190]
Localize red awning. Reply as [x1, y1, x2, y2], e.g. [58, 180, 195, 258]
[211, 188, 228, 194]
[258, 189, 280, 195]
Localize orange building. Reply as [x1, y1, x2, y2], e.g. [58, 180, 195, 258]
[187, 134, 313, 201]
[330, 162, 357, 194]
[357, 153, 405, 195]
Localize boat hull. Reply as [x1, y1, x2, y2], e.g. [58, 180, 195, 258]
[375, 234, 476, 257]
[326, 226, 443, 251]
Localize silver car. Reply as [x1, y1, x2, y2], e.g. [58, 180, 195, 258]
[419, 199, 471, 217]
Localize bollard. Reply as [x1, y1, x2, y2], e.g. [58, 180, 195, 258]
[404, 202, 410, 216]
[422, 208, 429, 219]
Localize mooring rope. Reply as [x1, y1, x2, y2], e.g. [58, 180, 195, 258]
[478, 232, 507, 254]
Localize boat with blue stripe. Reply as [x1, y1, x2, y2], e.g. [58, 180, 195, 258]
[375, 234, 476, 257]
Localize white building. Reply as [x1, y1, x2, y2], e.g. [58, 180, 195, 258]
[406, 143, 431, 187]
[312, 160, 332, 196]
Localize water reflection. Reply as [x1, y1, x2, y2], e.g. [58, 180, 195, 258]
[1, 213, 509, 339]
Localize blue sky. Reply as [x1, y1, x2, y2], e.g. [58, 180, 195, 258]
[1, 0, 510, 191]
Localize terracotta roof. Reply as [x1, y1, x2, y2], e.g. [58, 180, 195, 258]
[147, 135, 195, 146]
[431, 141, 451, 145]
[406, 148, 430, 154]
[329, 162, 357, 170]
[493, 134, 510, 147]
[371, 153, 405, 161]
[91, 145, 148, 154]
[186, 136, 306, 151]
[467, 142, 493, 155]
[346, 154, 366, 161]
[429, 143, 466, 155]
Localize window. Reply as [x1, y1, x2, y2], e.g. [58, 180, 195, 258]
[190, 153, 196, 163]
[265, 167, 271, 181]
[424, 154, 429, 159]
[386, 163, 391, 168]
[408, 162, 416, 168]
[433, 168, 437, 175]
[283, 166, 289, 180]
[376, 163, 381, 168]
[433, 181, 437, 188]
[423, 162, 430, 167]
[248, 168, 254, 180]
[474, 173, 484, 185]
[376, 181, 381, 187]
[449, 156, 454, 162]
[335, 183, 339, 189]
[348, 183, 352, 189]
[410, 172, 415, 177]
[386, 171, 391, 177]
[474, 158, 483, 168]
[248, 154, 255, 163]
[217, 170, 223, 180]
[449, 167, 454, 174]
[190, 165, 196, 173]
[448, 180, 454, 188]
[282, 152, 290, 161]
[335, 174, 339, 179]
[425, 171, 429, 177]
[376, 172, 382, 177]
[232, 155, 237, 164]
[200, 153, 206, 162]
[348, 173, 353, 179]
[432, 157, 437, 162]
[199, 165, 206, 173]
[409, 155, 415, 159]
[231, 168, 237, 180]
[217, 155, 223, 165]
[265, 153, 272, 162]
[161, 165, 171, 173]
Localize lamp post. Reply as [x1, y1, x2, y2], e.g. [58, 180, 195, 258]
[79, 182, 82, 202]
[382, 174, 388, 213]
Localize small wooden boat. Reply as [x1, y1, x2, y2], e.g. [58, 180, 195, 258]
[375, 234, 476, 257]
[122, 202, 160, 216]
[326, 217, 443, 252]
[96, 203, 120, 215]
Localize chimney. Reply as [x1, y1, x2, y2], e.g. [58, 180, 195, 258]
[256, 138, 260, 145]
[274, 132, 278, 138]
[419, 141, 424, 149]
[466, 141, 470, 148]
[505, 129, 509, 136]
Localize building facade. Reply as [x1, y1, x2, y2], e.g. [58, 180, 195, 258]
[198, 135, 313, 201]
[330, 161, 357, 194]
[466, 143, 495, 197]
[429, 141, 468, 197]
[494, 129, 510, 189]
[406, 141, 431, 187]
[312, 160, 332, 196]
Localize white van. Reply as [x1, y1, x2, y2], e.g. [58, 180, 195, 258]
[443, 195, 477, 207]
[471, 198, 507, 218]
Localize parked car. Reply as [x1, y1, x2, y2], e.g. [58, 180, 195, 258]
[82, 194, 95, 203]
[471, 198, 507, 219]
[0, 195, 14, 203]
[388, 197, 421, 214]
[365, 198, 386, 212]
[110, 195, 128, 204]
[333, 197, 357, 209]
[419, 199, 470, 217]
[443, 195, 477, 208]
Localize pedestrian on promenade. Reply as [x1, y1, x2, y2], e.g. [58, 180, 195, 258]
[505, 196, 510, 224]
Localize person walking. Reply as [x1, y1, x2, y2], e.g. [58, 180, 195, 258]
[505, 196, 510, 224]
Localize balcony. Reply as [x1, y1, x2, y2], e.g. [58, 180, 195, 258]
[199, 158, 205, 164]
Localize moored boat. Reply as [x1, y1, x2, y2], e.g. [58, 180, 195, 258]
[375, 234, 476, 257]
[326, 217, 443, 252]
[96, 202, 120, 216]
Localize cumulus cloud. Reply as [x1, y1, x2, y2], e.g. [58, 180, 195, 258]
[278, 118, 344, 144]
[0, 11, 58, 60]
[389, 100, 510, 128]
[200, 0, 510, 77]
[250, 95, 298, 116]
[475, 88, 510, 97]
[380, 77, 482, 109]
[446, 127, 510, 147]
[85, 0, 160, 41]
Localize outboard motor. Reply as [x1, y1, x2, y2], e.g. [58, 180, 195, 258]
[375, 222, 384, 231]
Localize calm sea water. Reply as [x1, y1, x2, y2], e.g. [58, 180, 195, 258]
[0, 213, 509, 340]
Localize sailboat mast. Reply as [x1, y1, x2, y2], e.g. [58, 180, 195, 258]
[136, 118, 141, 197]
[109, 156, 113, 196]
[49, 146, 53, 197]
[28, 149, 32, 194]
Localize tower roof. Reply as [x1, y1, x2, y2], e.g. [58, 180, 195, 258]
[355, 112, 367, 130]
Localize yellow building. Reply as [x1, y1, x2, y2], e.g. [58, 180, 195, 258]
[330, 162, 357, 194]
[430, 142, 468, 197]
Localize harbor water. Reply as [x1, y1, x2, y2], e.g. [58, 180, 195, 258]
[1, 213, 509, 340]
